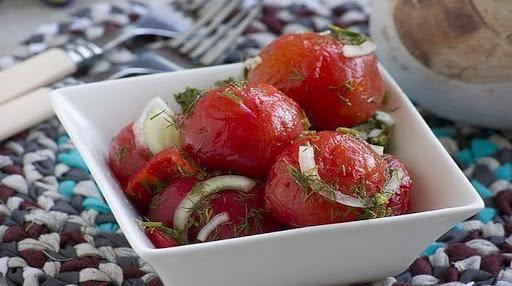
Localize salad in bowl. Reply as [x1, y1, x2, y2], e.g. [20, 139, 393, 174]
[107, 26, 413, 248]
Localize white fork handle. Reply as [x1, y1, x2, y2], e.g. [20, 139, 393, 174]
[0, 48, 76, 105]
[0, 87, 54, 141]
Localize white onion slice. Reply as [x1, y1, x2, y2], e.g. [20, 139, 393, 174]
[370, 144, 384, 155]
[375, 111, 395, 127]
[133, 97, 180, 154]
[173, 175, 256, 239]
[297, 144, 366, 208]
[382, 169, 405, 197]
[342, 40, 376, 58]
[298, 145, 318, 177]
[196, 212, 230, 242]
[319, 190, 366, 208]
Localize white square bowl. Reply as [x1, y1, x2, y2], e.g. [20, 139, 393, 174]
[51, 63, 483, 286]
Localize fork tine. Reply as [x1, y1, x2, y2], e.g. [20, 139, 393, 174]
[169, 0, 229, 48]
[179, 0, 242, 53]
[199, 5, 262, 65]
[187, 7, 250, 59]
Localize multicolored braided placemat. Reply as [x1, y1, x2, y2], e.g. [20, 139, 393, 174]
[1, 1, 512, 285]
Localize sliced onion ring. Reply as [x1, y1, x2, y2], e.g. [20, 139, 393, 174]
[319, 190, 366, 208]
[173, 175, 256, 240]
[342, 40, 377, 58]
[196, 212, 230, 242]
[298, 144, 366, 208]
[298, 145, 318, 177]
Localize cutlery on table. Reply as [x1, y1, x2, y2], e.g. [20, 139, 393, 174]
[0, 51, 179, 142]
[0, 9, 187, 104]
[0, 0, 262, 140]
[168, 0, 262, 66]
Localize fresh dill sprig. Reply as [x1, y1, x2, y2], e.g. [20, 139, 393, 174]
[140, 179, 167, 194]
[150, 109, 180, 130]
[287, 163, 338, 202]
[289, 69, 305, 81]
[139, 221, 185, 244]
[328, 25, 367, 45]
[301, 110, 312, 130]
[335, 127, 360, 137]
[299, 131, 320, 141]
[116, 145, 128, 163]
[174, 87, 203, 116]
[336, 93, 353, 106]
[214, 77, 237, 87]
[221, 88, 243, 104]
[233, 205, 267, 237]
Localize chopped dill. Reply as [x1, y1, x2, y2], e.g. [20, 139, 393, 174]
[220, 88, 243, 104]
[139, 221, 184, 243]
[299, 131, 320, 141]
[343, 80, 354, 93]
[301, 110, 311, 130]
[382, 91, 391, 105]
[150, 109, 180, 130]
[336, 93, 353, 106]
[235, 191, 258, 202]
[233, 205, 267, 236]
[214, 77, 236, 87]
[286, 163, 338, 202]
[359, 193, 390, 219]
[117, 145, 128, 163]
[328, 25, 367, 45]
[335, 127, 360, 137]
[289, 69, 305, 81]
[140, 179, 167, 194]
[174, 87, 202, 116]
[176, 165, 192, 177]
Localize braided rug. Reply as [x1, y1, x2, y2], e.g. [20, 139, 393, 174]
[1, 1, 512, 285]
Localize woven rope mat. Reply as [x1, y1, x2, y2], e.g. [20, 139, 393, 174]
[1, 1, 511, 285]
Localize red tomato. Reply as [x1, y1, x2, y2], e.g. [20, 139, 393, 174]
[181, 81, 306, 178]
[126, 147, 198, 211]
[248, 32, 385, 129]
[107, 123, 151, 188]
[188, 186, 281, 242]
[147, 177, 197, 227]
[149, 178, 279, 242]
[144, 228, 180, 248]
[264, 131, 386, 227]
[383, 155, 412, 216]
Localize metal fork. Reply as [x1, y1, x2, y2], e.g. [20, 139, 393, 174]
[167, 0, 262, 66]
[0, 5, 194, 105]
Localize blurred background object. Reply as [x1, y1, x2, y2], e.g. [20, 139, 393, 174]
[370, 0, 512, 130]
[0, 0, 120, 56]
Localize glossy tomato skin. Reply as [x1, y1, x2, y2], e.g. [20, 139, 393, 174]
[144, 228, 179, 248]
[181, 81, 306, 178]
[189, 187, 281, 242]
[147, 177, 197, 227]
[108, 123, 151, 188]
[248, 33, 385, 129]
[126, 147, 198, 211]
[383, 155, 412, 216]
[265, 131, 386, 227]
